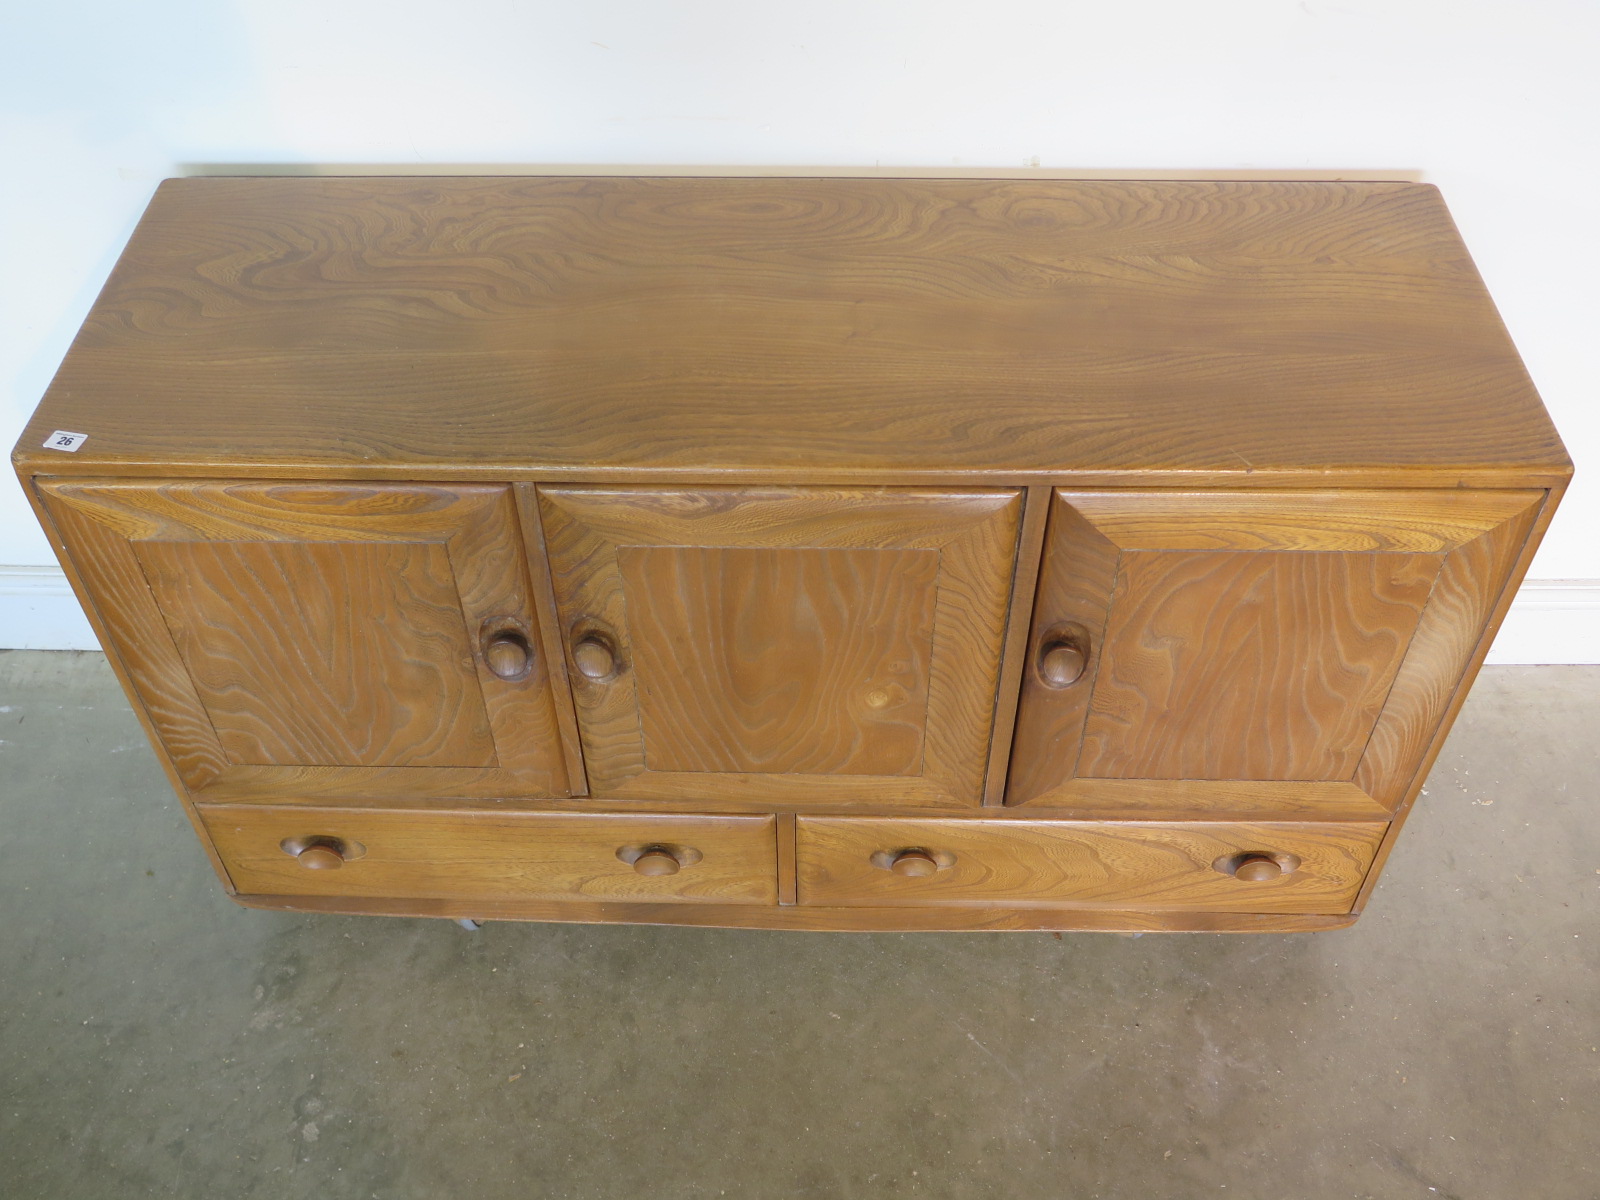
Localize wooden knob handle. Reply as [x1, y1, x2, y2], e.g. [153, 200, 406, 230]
[1232, 854, 1284, 882]
[572, 634, 618, 682]
[484, 630, 532, 680]
[294, 841, 347, 871]
[1038, 637, 1087, 688]
[632, 848, 683, 877]
[890, 849, 940, 878]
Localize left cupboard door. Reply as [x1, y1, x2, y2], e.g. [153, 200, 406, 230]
[38, 480, 573, 802]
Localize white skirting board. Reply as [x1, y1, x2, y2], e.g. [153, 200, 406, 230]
[0, 566, 99, 650]
[1, 565, 1598, 663]
[1482, 580, 1600, 665]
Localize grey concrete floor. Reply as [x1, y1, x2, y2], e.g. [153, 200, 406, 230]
[0, 651, 1596, 1199]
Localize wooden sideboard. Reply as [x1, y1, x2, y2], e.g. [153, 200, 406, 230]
[13, 176, 1570, 932]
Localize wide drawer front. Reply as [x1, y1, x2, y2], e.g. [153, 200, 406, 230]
[796, 818, 1386, 912]
[201, 806, 778, 905]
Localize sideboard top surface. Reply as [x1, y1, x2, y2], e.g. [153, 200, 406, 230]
[15, 176, 1569, 485]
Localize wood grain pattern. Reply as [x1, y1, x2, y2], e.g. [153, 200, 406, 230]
[40, 489, 232, 787]
[202, 806, 777, 904]
[12, 178, 1569, 935]
[981, 485, 1052, 805]
[37, 479, 570, 800]
[538, 485, 1020, 807]
[1064, 489, 1544, 552]
[1008, 489, 1544, 811]
[513, 482, 589, 794]
[1355, 492, 1543, 805]
[136, 539, 494, 768]
[776, 812, 798, 905]
[796, 818, 1385, 912]
[231, 891, 1361, 933]
[1353, 484, 1562, 911]
[1005, 493, 1122, 805]
[15, 178, 1569, 487]
[1002, 780, 1391, 821]
[619, 545, 938, 776]
[21, 478, 242, 889]
[1080, 550, 1439, 780]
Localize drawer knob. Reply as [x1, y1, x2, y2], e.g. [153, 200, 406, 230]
[572, 633, 619, 682]
[890, 849, 941, 878]
[1037, 626, 1089, 688]
[632, 847, 683, 877]
[1232, 854, 1284, 882]
[616, 842, 704, 873]
[293, 840, 348, 870]
[484, 629, 533, 680]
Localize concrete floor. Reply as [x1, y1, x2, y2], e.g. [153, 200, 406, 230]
[0, 651, 1596, 1199]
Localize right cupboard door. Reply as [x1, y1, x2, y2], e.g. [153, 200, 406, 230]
[1006, 490, 1544, 817]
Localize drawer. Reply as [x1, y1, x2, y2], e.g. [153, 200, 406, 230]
[201, 806, 778, 905]
[796, 818, 1386, 913]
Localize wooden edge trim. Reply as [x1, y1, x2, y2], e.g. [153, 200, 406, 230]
[1009, 780, 1394, 822]
[13, 458, 1576, 493]
[776, 813, 798, 905]
[983, 485, 1052, 805]
[228, 891, 1359, 933]
[1068, 487, 1543, 529]
[1351, 483, 1565, 912]
[1002, 804, 1391, 822]
[513, 483, 588, 795]
[20, 471, 241, 896]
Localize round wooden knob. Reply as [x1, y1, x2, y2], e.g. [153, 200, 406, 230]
[1232, 854, 1283, 882]
[632, 848, 682, 877]
[572, 635, 618, 682]
[1038, 639, 1087, 688]
[294, 841, 347, 871]
[890, 850, 940, 878]
[484, 631, 531, 680]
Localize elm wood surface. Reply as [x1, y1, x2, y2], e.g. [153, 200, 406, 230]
[775, 813, 799, 905]
[513, 483, 589, 794]
[1007, 489, 1545, 811]
[537, 485, 1020, 807]
[1352, 481, 1567, 912]
[14, 177, 1569, 489]
[1081, 551, 1437, 779]
[11, 177, 1571, 934]
[202, 806, 778, 904]
[229, 892, 1361, 934]
[795, 818, 1385, 912]
[36, 479, 570, 801]
[981, 485, 1053, 806]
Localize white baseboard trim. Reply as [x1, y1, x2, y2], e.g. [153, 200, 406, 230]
[2, 565, 1599, 663]
[0, 565, 99, 651]
[1483, 580, 1600, 665]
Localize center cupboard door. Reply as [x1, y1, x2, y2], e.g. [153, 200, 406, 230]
[1006, 490, 1543, 818]
[537, 486, 1022, 807]
[38, 479, 572, 803]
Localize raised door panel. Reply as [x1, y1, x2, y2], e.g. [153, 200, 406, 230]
[538, 486, 1022, 807]
[39, 479, 571, 801]
[620, 544, 939, 776]
[1007, 490, 1542, 815]
[1079, 550, 1439, 780]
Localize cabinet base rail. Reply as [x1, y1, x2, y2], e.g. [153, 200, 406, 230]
[232, 893, 1359, 934]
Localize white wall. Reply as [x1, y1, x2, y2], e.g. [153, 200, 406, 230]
[3, 0, 1596, 657]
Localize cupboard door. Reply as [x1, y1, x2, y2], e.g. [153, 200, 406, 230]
[40, 480, 571, 801]
[1007, 490, 1543, 814]
[538, 486, 1022, 806]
